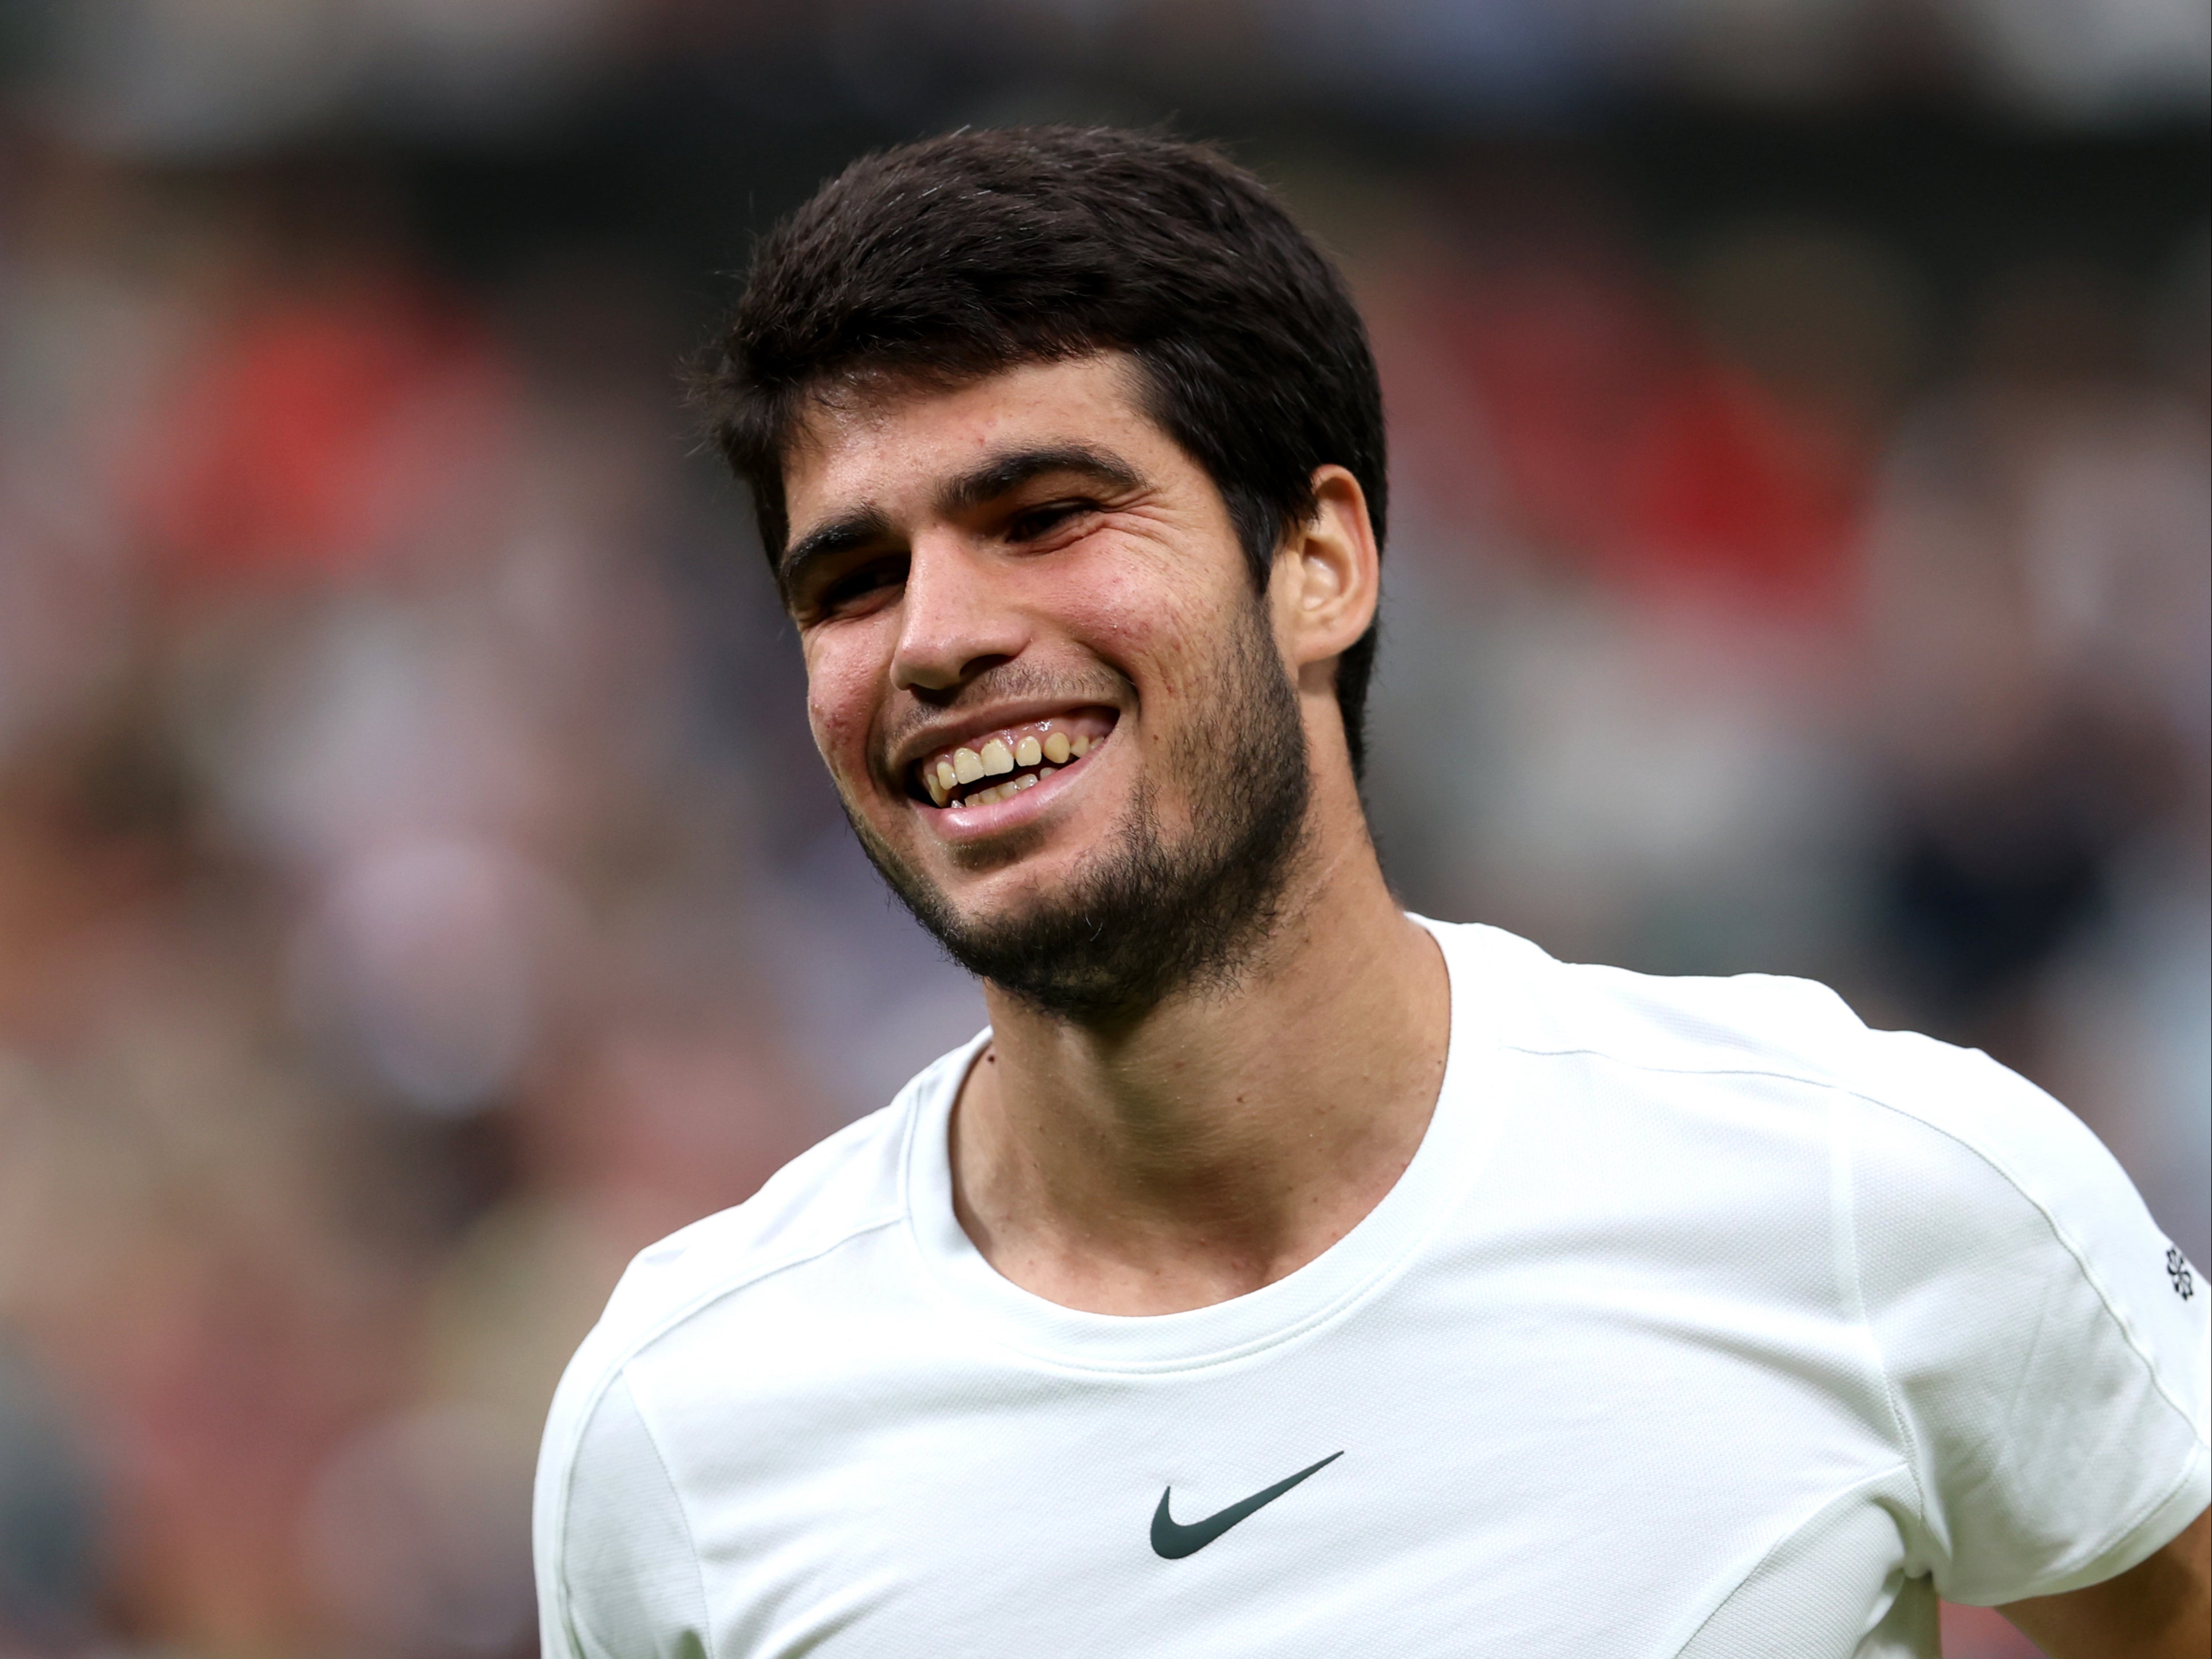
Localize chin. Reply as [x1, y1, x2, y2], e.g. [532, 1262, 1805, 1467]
[943, 874, 1075, 937]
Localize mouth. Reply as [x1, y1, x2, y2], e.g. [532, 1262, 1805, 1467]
[906, 710, 1117, 811]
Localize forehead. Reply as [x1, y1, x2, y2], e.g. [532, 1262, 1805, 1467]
[781, 353, 1166, 528]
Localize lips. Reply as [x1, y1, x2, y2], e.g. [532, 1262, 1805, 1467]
[908, 711, 1116, 809]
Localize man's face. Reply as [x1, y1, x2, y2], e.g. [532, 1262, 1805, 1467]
[780, 353, 1312, 1019]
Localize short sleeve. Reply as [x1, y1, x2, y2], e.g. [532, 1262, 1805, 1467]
[1847, 1033, 2210, 1606]
[535, 1366, 712, 1659]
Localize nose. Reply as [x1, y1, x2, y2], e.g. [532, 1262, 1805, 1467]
[890, 534, 1025, 694]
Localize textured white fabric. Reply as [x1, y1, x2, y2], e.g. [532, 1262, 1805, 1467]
[535, 920, 2210, 1658]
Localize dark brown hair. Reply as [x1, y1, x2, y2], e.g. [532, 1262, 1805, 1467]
[694, 125, 1388, 775]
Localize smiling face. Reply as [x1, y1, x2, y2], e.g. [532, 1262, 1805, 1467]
[780, 353, 1318, 1019]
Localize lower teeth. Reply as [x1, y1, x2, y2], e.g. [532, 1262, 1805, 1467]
[959, 766, 1054, 807]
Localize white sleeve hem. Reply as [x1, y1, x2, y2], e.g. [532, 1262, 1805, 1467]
[1972, 1439, 2211, 1606]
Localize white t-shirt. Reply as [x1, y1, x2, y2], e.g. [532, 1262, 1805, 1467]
[535, 919, 2209, 1658]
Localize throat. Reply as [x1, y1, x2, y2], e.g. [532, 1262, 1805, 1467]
[947, 914, 1451, 1317]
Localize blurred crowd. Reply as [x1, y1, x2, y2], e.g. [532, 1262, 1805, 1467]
[0, 140, 864, 1656]
[0, 8, 2203, 1656]
[1354, 170, 2210, 1226]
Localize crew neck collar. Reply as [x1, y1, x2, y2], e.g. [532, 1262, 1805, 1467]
[899, 915, 1512, 1375]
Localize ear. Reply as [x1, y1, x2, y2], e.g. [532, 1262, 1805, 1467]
[1273, 464, 1380, 679]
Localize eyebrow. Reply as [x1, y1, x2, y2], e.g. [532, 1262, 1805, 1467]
[935, 444, 1141, 518]
[779, 505, 897, 599]
[777, 443, 1144, 598]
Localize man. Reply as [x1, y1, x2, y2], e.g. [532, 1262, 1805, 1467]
[535, 128, 2208, 1656]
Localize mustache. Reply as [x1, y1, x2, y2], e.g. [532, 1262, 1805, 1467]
[874, 660, 1133, 773]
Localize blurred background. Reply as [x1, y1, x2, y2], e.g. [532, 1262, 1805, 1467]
[0, 2, 2202, 1655]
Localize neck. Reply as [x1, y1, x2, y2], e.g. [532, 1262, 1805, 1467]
[950, 792, 1448, 1316]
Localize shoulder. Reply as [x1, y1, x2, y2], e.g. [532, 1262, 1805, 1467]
[1442, 919, 2117, 1176]
[1439, 916, 1904, 1101]
[539, 1036, 952, 1459]
[538, 1097, 908, 1487]
[590, 1099, 911, 1368]
[1524, 931, 2181, 1306]
[1434, 921, 2210, 1594]
[532, 1037, 979, 1655]
[541, 1024, 977, 1442]
[1437, 918, 2200, 1346]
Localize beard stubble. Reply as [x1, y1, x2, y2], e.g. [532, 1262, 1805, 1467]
[841, 598, 1314, 1023]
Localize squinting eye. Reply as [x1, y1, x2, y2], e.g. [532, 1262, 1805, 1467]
[1008, 501, 1093, 541]
[818, 556, 907, 613]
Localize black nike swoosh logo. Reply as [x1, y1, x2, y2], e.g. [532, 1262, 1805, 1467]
[1149, 1452, 1344, 1559]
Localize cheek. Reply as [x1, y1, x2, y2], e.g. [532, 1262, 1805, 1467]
[803, 646, 875, 771]
[804, 694, 843, 763]
[1053, 546, 1221, 682]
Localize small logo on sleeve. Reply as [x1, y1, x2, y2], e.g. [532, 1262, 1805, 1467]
[2167, 1247, 2194, 1301]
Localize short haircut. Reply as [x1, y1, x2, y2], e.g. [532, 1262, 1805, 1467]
[694, 125, 1389, 776]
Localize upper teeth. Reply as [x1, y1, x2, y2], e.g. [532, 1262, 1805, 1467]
[920, 725, 1101, 808]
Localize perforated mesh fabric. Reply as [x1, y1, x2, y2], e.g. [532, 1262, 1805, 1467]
[1676, 1469, 1930, 1658]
